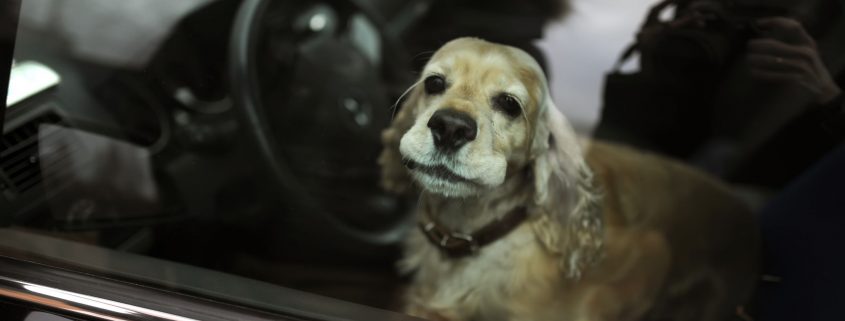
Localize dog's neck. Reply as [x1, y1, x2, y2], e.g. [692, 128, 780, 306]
[420, 165, 533, 233]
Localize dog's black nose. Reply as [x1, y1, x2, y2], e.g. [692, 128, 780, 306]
[427, 109, 477, 153]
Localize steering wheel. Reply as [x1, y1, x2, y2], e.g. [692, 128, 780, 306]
[228, 0, 422, 246]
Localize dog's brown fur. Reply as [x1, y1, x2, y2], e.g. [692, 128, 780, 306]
[380, 38, 758, 321]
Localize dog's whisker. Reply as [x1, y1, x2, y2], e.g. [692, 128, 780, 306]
[390, 79, 423, 120]
[412, 50, 436, 61]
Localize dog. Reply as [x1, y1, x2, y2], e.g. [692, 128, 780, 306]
[378, 38, 759, 321]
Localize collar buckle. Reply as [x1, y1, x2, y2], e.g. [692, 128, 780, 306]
[419, 206, 527, 258]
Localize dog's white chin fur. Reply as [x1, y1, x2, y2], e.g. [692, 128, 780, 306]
[408, 171, 484, 198]
[399, 124, 508, 198]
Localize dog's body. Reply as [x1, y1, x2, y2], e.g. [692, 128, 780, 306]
[380, 38, 758, 321]
[399, 141, 757, 321]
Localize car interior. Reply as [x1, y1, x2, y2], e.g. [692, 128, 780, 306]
[2, 0, 430, 312]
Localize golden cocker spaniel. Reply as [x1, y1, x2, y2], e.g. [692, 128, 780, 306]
[379, 38, 759, 321]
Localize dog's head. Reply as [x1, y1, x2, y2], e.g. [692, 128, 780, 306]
[381, 38, 587, 199]
[380, 38, 602, 276]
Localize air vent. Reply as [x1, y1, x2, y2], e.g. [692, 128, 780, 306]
[1, 113, 64, 195]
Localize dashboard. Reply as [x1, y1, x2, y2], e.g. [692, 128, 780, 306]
[0, 0, 412, 268]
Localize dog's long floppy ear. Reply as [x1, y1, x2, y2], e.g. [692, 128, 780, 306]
[378, 83, 422, 194]
[529, 93, 603, 279]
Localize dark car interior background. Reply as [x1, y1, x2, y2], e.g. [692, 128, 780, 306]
[0, 0, 438, 312]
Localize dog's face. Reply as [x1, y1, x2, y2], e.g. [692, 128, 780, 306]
[398, 38, 547, 197]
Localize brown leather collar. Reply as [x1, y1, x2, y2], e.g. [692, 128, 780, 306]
[419, 206, 529, 258]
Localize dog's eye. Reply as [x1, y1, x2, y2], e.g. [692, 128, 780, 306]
[424, 75, 446, 95]
[493, 93, 522, 118]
